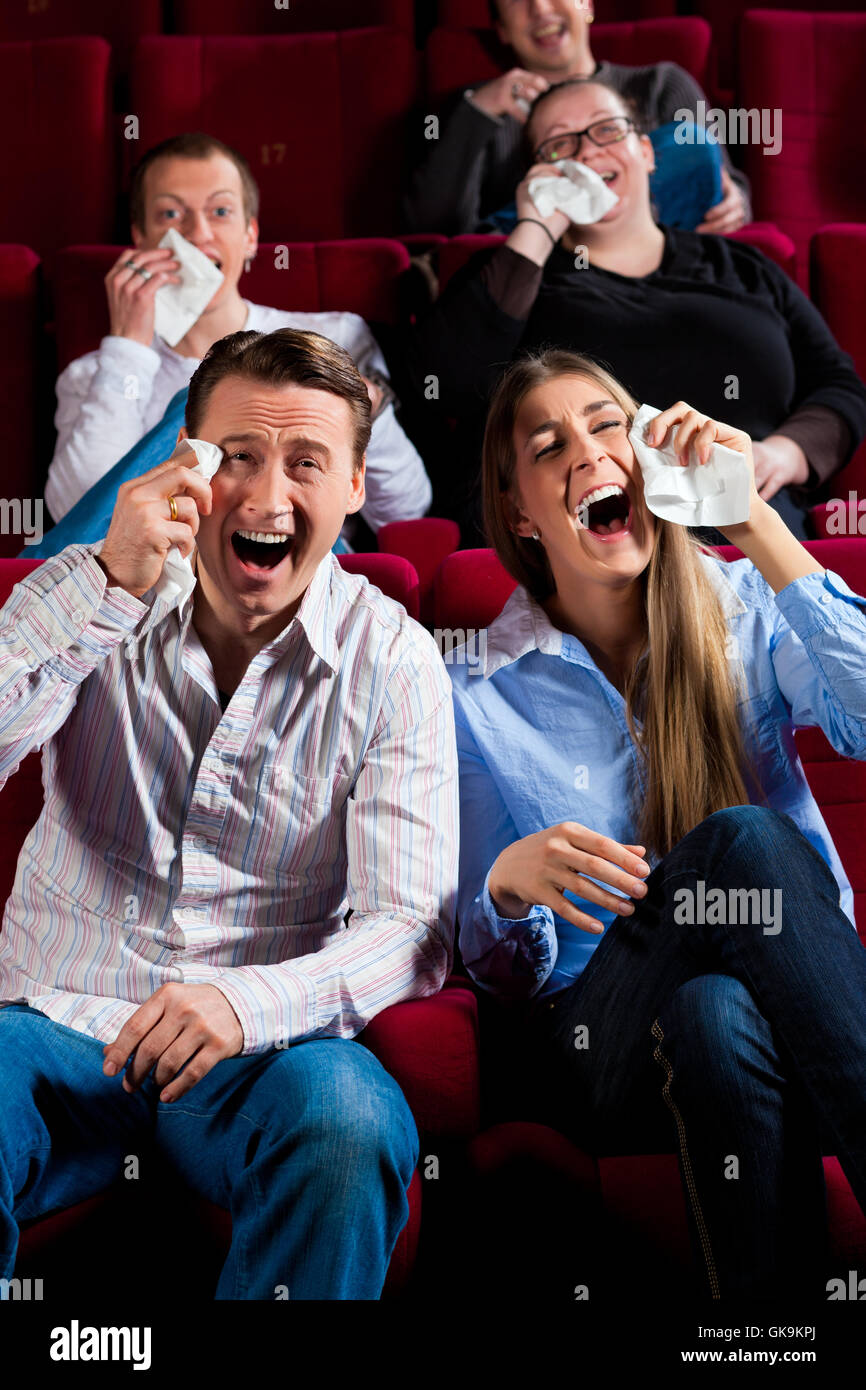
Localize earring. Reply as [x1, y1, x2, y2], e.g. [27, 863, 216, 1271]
[244, 257, 252, 273]
[531, 530, 541, 541]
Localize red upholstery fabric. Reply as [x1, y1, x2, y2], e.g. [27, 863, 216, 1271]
[337, 553, 420, 621]
[425, 19, 712, 108]
[0, 40, 113, 259]
[0, 246, 40, 552]
[53, 240, 412, 372]
[740, 13, 866, 284]
[810, 225, 866, 497]
[436, 0, 677, 26]
[694, 0, 866, 103]
[433, 547, 516, 632]
[0, 0, 160, 70]
[729, 221, 796, 280]
[377, 517, 460, 624]
[173, 0, 414, 33]
[128, 34, 418, 241]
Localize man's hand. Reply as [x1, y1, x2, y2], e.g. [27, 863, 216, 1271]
[752, 436, 809, 502]
[468, 68, 549, 124]
[102, 983, 244, 1103]
[105, 246, 181, 347]
[96, 440, 214, 598]
[696, 168, 748, 235]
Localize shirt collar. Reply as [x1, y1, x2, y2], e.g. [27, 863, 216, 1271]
[481, 549, 747, 678]
[130, 548, 340, 673]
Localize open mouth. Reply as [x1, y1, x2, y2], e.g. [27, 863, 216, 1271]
[532, 20, 567, 46]
[230, 529, 294, 572]
[575, 483, 632, 538]
[599, 171, 618, 185]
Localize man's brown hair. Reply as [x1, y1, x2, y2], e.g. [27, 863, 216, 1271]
[129, 132, 260, 230]
[186, 328, 372, 470]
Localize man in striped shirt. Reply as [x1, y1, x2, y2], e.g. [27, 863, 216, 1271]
[0, 328, 459, 1299]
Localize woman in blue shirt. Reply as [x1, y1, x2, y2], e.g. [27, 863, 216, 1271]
[450, 347, 866, 1301]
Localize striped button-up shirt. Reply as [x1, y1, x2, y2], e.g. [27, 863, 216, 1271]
[0, 544, 458, 1053]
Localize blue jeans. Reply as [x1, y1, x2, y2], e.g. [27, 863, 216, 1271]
[520, 805, 866, 1299]
[0, 1008, 418, 1299]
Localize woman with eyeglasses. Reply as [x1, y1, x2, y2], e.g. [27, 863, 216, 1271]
[403, 77, 866, 543]
[449, 347, 866, 1299]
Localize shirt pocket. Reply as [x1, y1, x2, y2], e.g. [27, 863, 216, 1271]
[255, 767, 343, 884]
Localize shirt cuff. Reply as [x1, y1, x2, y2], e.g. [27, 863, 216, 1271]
[472, 873, 556, 988]
[772, 405, 852, 492]
[210, 964, 320, 1055]
[481, 245, 544, 319]
[774, 566, 866, 640]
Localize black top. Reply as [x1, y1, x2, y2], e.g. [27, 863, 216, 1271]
[217, 688, 231, 713]
[402, 227, 866, 500]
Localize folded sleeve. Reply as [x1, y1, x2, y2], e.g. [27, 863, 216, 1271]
[769, 567, 866, 758]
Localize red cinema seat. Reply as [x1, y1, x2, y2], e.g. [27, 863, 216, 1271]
[172, 0, 414, 34]
[0, 0, 161, 72]
[728, 221, 796, 279]
[435, 0, 677, 25]
[0, 246, 40, 554]
[377, 517, 460, 624]
[740, 12, 866, 286]
[810, 225, 866, 500]
[0, 554, 479, 1299]
[128, 34, 418, 242]
[0, 40, 113, 260]
[693, 0, 866, 105]
[425, 18, 712, 108]
[52, 240, 412, 372]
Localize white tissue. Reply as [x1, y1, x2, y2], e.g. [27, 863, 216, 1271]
[152, 437, 224, 605]
[154, 229, 224, 347]
[528, 159, 619, 225]
[628, 404, 752, 528]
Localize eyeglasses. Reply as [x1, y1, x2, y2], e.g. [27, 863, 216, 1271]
[533, 116, 635, 166]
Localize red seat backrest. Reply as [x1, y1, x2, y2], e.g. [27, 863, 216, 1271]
[173, 0, 414, 33]
[740, 12, 866, 284]
[378, 517, 460, 625]
[0, 40, 113, 259]
[53, 240, 411, 371]
[0, 0, 161, 71]
[435, 0, 677, 25]
[128, 34, 418, 242]
[693, 0, 866, 102]
[0, 552, 420, 914]
[436, 540, 866, 935]
[810, 224, 866, 498]
[425, 19, 712, 108]
[0, 246, 40, 549]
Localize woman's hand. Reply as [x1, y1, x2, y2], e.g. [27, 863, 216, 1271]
[643, 400, 763, 540]
[105, 246, 181, 347]
[752, 435, 809, 501]
[508, 161, 573, 265]
[488, 822, 651, 934]
[468, 68, 550, 124]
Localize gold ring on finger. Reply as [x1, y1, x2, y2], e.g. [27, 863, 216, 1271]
[168, 495, 178, 522]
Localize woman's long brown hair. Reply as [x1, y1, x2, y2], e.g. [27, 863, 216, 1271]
[482, 349, 758, 858]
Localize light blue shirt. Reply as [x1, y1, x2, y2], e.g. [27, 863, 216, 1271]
[449, 552, 866, 1001]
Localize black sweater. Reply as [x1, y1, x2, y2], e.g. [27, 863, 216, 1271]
[403, 228, 866, 499]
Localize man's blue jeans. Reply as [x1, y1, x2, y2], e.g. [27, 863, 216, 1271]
[520, 806, 866, 1299]
[0, 1010, 418, 1299]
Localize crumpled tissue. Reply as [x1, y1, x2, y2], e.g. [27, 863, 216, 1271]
[154, 228, 224, 347]
[528, 159, 619, 225]
[628, 403, 752, 528]
[152, 437, 223, 605]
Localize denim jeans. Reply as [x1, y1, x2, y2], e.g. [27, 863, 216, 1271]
[518, 805, 866, 1300]
[0, 1006, 418, 1299]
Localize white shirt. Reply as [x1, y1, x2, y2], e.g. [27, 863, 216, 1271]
[46, 302, 432, 537]
[0, 544, 458, 1052]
